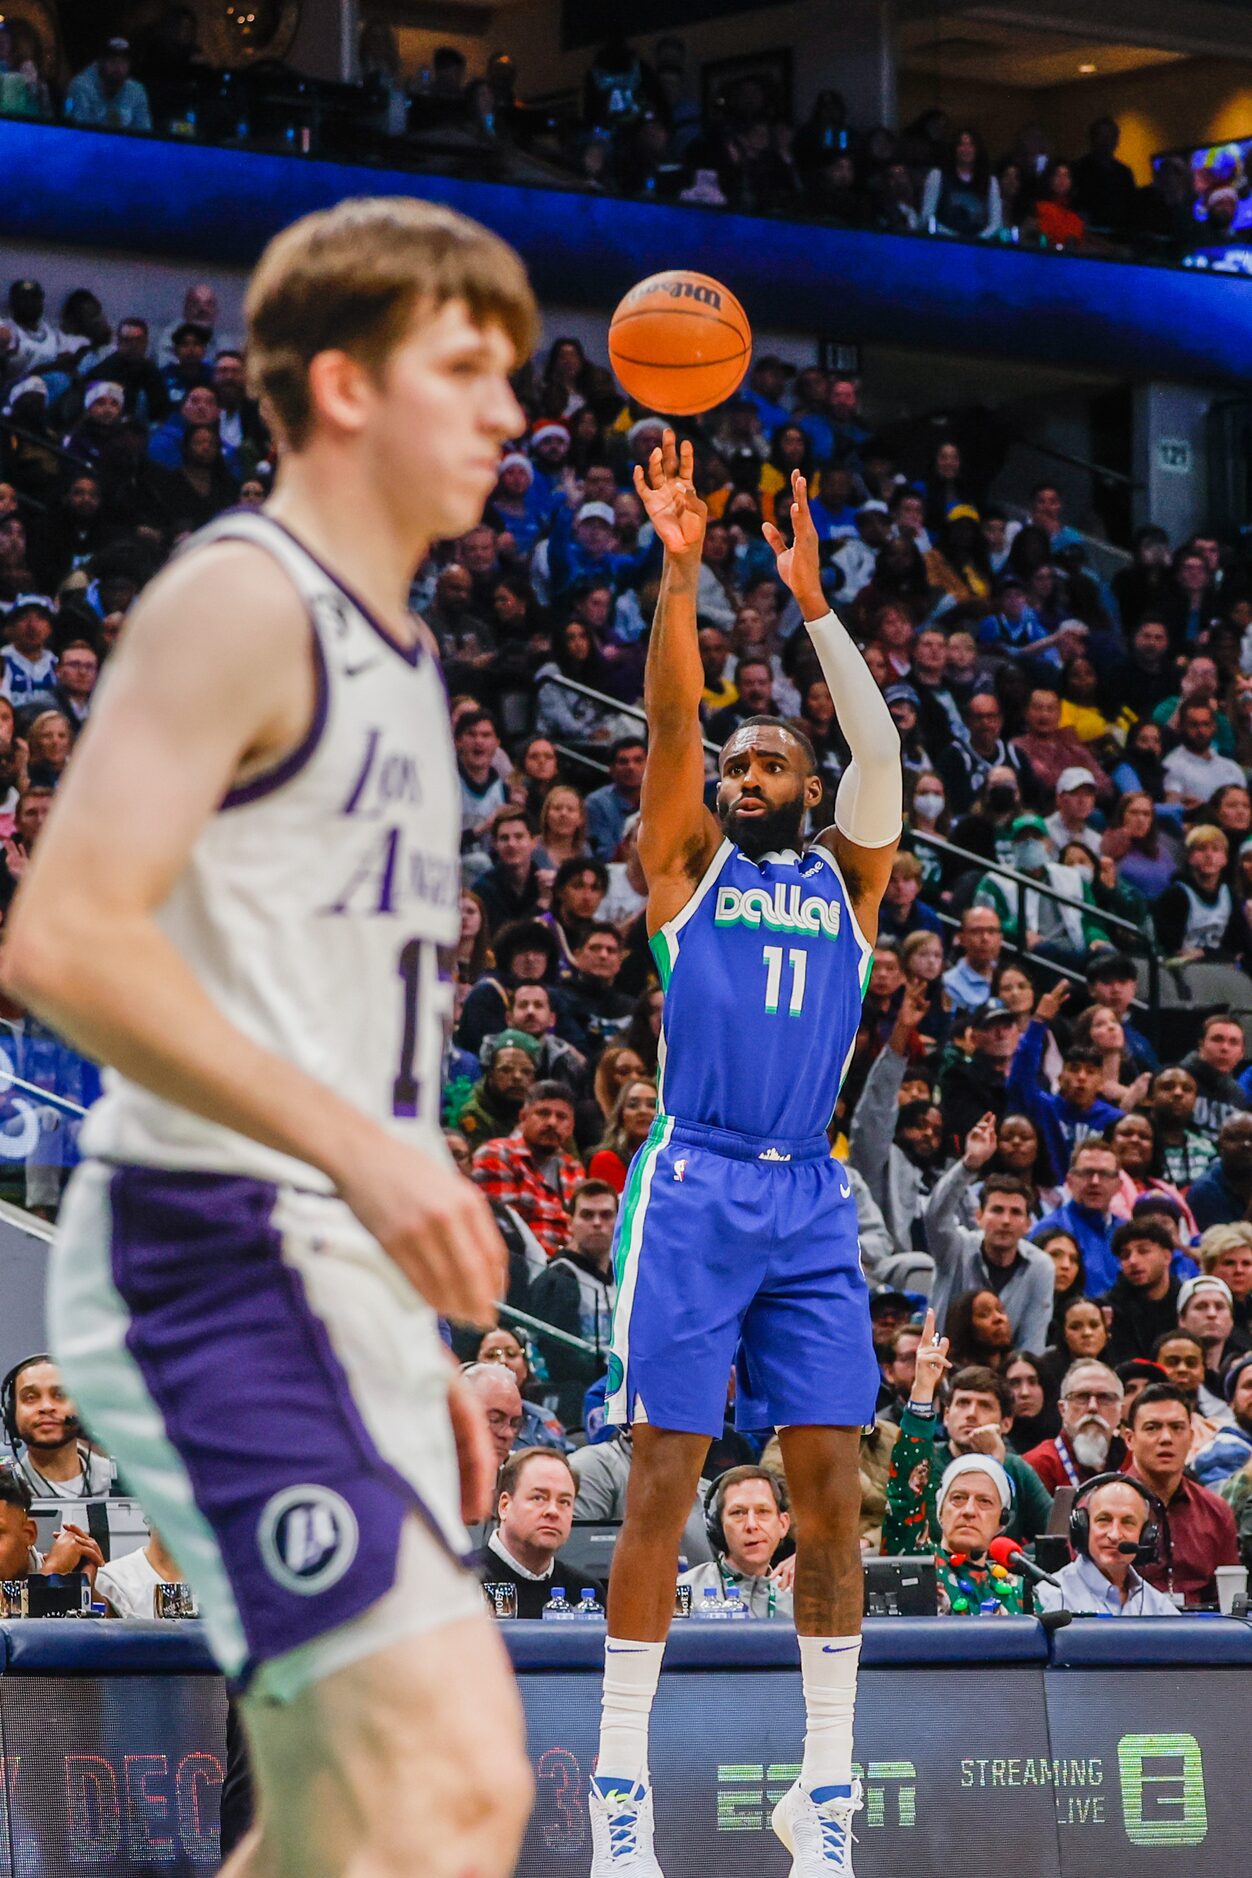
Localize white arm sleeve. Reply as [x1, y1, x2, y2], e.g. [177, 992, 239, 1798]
[804, 608, 903, 848]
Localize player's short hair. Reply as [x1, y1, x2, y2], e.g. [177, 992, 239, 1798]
[245, 197, 539, 448]
[948, 1364, 1013, 1417]
[719, 714, 817, 776]
[497, 1446, 574, 1503]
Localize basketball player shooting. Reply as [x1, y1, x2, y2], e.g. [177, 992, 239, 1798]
[588, 434, 902, 1877]
[2, 200, 537, 1878]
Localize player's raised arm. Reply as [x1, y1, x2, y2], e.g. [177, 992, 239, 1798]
[633, 429, 721, 931]
[763, 469, 901, 937]
[0, 550, 503, 1326]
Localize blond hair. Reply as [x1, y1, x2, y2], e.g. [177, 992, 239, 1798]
[1199, 1223, 1252, 1271]
[245, 196, 538, 447]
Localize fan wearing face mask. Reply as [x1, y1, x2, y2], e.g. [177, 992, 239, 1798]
[973, 813, 1107, 971]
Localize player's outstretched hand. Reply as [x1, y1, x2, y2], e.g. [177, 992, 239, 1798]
[762, 468, 825, 619]
[340, 1138, 506, 1328]
[633, 428, 707, 558]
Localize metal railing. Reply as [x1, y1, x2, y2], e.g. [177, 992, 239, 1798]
[538, 672, 719, 759]
[909, 827, 1161, 1046]
[500, 1301, 597, 1358]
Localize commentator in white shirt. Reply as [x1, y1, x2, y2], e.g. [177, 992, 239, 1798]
[1034, 1475, 1179, 1618]
[96, 1526, 190, 1618]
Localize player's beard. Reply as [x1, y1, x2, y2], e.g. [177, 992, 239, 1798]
[722, 794, 806, 861]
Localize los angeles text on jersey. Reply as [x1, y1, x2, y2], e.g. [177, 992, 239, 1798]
[321, 725, 459, 918]
[713, 882, 842, 940]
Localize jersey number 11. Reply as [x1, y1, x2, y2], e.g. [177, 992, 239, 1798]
[762, 944, 808, 1017]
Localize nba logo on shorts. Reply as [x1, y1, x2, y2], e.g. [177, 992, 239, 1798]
[673, 1157, 688, 1182]
[258, 1486, 360, 1595]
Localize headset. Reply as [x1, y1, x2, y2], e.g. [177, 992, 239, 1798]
[1, 1352, 82, 1452]
[1069, 1472, 1163, 1567]
[704, 1466, 789, 1557]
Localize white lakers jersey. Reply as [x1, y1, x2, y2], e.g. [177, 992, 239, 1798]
[83, 511, 461, 1187]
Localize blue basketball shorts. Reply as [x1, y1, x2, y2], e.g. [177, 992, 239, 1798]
[604, 1115, 879, 1438]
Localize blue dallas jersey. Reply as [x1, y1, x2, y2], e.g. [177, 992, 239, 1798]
[649, 837, 873, 1141]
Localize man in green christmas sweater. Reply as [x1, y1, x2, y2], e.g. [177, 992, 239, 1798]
[882, 1311, 1045, 1613]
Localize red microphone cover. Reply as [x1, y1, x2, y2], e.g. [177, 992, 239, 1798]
[988, 1536, 1025, 1569]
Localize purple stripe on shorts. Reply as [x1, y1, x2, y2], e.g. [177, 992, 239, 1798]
[107, 1166, 463, 1686]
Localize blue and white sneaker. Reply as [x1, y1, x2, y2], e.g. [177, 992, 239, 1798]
[589, 1777, 665, 1874]
[771, 1778, 863, 1875]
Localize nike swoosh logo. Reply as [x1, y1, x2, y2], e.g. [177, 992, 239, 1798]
[343, 658, 381, 679]
[605, 1645, 649, 1654]
[821, 1644, 858, 1654]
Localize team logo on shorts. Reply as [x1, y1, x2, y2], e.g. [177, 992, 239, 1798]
[258, 1486, 360, 1595]
[606, 1354, 626, 1398]
[673, 1157, 688, 1182]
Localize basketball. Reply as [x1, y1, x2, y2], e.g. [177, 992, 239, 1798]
[608, 269, 752, 417]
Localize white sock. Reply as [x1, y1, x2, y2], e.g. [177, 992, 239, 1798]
[798, 1634, 861, 1793]
[596, 1638, 665, 1787]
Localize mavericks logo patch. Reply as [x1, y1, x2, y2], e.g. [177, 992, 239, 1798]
[258, 1485, 359, 1595]
[606, 1353, 626, 1399]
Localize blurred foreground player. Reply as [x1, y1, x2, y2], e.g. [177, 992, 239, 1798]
[590, 440, 900, 1877]
[3, 198, 538, 1878]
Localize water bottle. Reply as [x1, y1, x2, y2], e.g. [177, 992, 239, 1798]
[723, 1584, 750, 1621]
[541, 1586, 577, 1622]
[694, 1587, 725, 1621]
[575, 1588, 604, 1618]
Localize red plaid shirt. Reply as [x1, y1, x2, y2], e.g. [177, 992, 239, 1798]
[472, 1129, 584, 1258]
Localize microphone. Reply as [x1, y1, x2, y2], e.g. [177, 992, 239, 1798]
[988, 1535, 1062, 1588]
[1116, 1541, 1140, 1556]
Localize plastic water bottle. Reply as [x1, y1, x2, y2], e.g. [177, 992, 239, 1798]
[575, 1588, 604, 1618]
[694, 1587, 726, 1621]
[541, 1586, 577, 1622]
[723, 1584, 750, 1621]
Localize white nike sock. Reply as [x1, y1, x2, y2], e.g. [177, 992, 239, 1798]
[596, 1638, 665, 1787]
[798, 1634, 861, 1792]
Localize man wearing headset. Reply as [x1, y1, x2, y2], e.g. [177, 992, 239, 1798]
[679, 1467, 794, 1617]
[1034, 1476, 1179, 1616]
[1, 1353, 117, 1499]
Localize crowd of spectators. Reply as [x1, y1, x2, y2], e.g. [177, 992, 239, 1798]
[8, 11, 1224, 265]
[7, 246, 1252, 1620]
